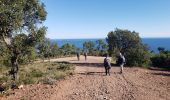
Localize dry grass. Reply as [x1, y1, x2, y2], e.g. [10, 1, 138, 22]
[0, 62, 75, 91]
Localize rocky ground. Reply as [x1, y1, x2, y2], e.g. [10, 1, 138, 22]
[1, 56, 170, 100]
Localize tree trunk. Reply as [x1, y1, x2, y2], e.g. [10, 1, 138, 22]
[2, 35, 19, 80]
[10, 55, 19, 80]
[49, 57, 50, 62]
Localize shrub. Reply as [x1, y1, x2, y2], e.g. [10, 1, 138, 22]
[57, 63, 74, 71]
[53, 71, 66, 80]
[107, 28, 151, 67]
[151, 50, 170, 68]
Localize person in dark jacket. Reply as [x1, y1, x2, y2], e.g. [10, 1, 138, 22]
[77, 52, 80, 61]
[84, 51, 87, 61]
[104, 54, 111, 76]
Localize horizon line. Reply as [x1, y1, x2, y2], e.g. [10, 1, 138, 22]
[49, 37, 170, 40]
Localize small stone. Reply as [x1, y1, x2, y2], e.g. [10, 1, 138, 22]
[105, 90, 110, 94]
[18, 85, 24, 89]
[74, 92, 78, 95]
[103, 96, 107, 99]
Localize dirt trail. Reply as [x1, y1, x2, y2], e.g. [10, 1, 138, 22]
[2, 56, 170, 100]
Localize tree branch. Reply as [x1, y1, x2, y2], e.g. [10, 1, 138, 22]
[2, 33, 12, 50]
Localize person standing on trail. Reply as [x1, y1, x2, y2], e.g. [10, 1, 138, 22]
[118, 52, 126, 73]
[104, 54, 111, 76]
[84, 51, 87, 61]
[77, 52, 80, 61]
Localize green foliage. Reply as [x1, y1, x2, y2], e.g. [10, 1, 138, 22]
[57, 63, 74, 71]
[36, 39, 108, 58]
[95, 39, 108, 56]
[151, 48, 170, 68]
[61, 43, 77, 56]
[82, 40, 108, 56]
[37, 39, 78, 59]
[50, 44, 60, 57]
[0, 43, 10, 65]
[157, 47, 165, 53]
[83, 41, 95, 55]
[37, 38, 51, 59]
[107, 28, 151, 67]
[0, 0, 47, 80]
[0, 0, 47, 38]
[12, 34, 37, 64]
[125, 45, 151, 67]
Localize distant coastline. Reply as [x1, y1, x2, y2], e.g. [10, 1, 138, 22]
[51, 38, 170, 53]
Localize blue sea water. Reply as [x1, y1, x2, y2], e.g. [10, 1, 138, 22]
[142, 38, 170, 52]
[51, 38, 170, 52]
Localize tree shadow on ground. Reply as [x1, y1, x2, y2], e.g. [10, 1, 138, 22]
[55, 61, 70, 64]
[77, 72, 105, 76]
[152, 72, 170, 77]
[72, 63, 118, 68]
[69, 60, 79, 61]
[77, 71, 121, 76]
[149, 67, 170, 72]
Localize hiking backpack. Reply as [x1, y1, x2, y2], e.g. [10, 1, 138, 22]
[104, 58, 111, 68]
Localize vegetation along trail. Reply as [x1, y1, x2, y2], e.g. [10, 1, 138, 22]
[3, 56, 170, 100]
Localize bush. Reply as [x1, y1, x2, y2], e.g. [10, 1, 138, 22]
[53, 71, 66, 80]
[151, 51, 170, 68]
[107, 28, 151, 67]
[125, 46, 151, 67]
[57, 63, 74, 71]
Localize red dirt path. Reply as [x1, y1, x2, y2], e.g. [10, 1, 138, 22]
[2, 56, 170, 100]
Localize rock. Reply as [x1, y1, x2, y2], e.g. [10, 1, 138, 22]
[73, 92, 79, 95]
[105, 90, 110, 94]
[18, 85, 24, 89]
[103, 96, 107, 99]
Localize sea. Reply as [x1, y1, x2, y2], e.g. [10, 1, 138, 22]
[51, 38, 170, 53]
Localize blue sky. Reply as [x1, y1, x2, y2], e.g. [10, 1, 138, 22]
[41, 0, 170, 39]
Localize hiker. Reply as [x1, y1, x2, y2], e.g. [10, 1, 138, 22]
[118, 52, 126, 73]
[104, 54, 111, 75]
[77, 52, 80, 61]
[84, 51, 87, 61]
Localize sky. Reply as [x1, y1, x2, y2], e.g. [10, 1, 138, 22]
[41, 0, 170, 39]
